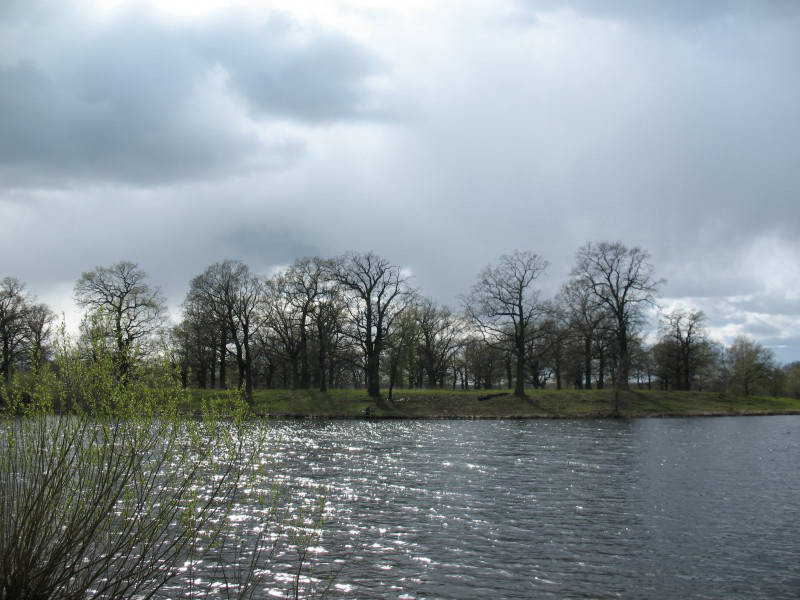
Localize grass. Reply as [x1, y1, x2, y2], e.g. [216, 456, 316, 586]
[188, 387, 800, 419]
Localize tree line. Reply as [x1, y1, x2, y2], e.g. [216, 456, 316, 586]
[2, 242, 797, 407]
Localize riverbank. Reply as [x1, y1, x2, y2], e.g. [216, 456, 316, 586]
[190, 388, 800, 419]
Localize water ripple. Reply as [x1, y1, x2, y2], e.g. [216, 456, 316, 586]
[189, 417, 800, 599]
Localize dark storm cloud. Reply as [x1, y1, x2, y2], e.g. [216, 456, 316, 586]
[1, 1, 799, 361]
[200, 16, 386, 122]
[0, 7, 384, 186]
[0, 190, 323, 322]
[215, 225, 321, 269]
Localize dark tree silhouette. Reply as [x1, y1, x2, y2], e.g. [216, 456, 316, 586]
[465, 250, 548, 399]
[571, 242, 661, 412]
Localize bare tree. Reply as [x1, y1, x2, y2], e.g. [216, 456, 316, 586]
[180, 292, 221, 389]
[263, 273, 303, 388]
[331, 252, 411, 402]
[461, 335, 505, 390]
[570, 242, 661, 409]
[229, 269, 265, 401]
[74, 262, 166, 378]
[413, 298, 463, 388]
[464, 250, 548, 398]
[559, 279, 609, 389]
[24, 302, 56, 369]
[0, 278, 30, 385]
[533, 306, 572, 390]
[658, 308, 711, 390]
[384, 308, 419, 399]
[186, 261, 263, 401]
[285, 258, 329, 389]
[311, 284, 347, 393]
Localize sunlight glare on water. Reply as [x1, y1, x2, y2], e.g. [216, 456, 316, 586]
[168, 417, 800, 599]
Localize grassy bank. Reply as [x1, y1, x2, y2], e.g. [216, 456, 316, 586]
[190, 388, 800, 419]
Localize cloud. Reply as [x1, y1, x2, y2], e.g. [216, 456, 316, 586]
[200, 15, 386, 122]
[1, 0, 799, 363]
[517, 0, 800, 27]
[0, 6, 387, 186]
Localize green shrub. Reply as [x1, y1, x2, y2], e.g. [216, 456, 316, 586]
[0, 341, 333, 600]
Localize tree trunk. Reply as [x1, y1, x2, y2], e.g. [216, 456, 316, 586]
[2, 336, 11, 385]
[514, 342, 525, 398]
[597, 350, 605, 389]
[366, 352, 381, 399]
[299, 310, 310, 389]
[197, 363, 207, 389]
[318, 337, 327, 393]
[388, 355, 399, 401]
[426, 352, 437, 388]
[584, 337, 592, 390]
[243, 340, 253, 402]
[617, 326, 630, 391]
[290, 354, 300, 390]
[682, 349, 691, 391]
[218, 336, 227, 389]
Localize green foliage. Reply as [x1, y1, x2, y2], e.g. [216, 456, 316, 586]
[0, 337, 331, 599]
[724, 336, 779, 396]
[785, 363, 800, 399]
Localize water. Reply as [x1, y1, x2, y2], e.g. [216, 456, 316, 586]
[207, 417, 800, 598]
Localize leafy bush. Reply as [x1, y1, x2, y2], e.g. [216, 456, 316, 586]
[0, 340, 333, 600]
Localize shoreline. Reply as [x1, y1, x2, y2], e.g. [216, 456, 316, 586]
[191, 388, 800, 421]
[253, 410, 800, 420]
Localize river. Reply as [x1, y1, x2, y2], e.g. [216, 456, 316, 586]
[175, 416, 800, 599]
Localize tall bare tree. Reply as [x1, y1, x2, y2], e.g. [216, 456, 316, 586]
[461, 335, 505, 390]
[285, 257, 329, 389]
[413, 298, 463, 388]
[570, 242, 661, 409]
[658, 308, 711, 390]
[465, 250, 548, 398]
[186, 260, 263, 401]
[180, 292, 221, 388]
[229, 268, 264, 401]
[331, 251, 411, 402]
[312, 283, 346, 392]
[0, 278, 30, 385]
[263, 273, 303, 388]
[74, 262, 166, 378]
[24, 302, 56, 369]
[560, 279, 609, 389]
[384, 308, 420, 399]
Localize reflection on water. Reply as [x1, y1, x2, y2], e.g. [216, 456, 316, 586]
[173, 417, 800, 599]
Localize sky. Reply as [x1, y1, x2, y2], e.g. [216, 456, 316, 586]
[1, 0, 799, 362]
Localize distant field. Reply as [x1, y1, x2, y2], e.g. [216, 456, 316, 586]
[188, 388, 800, 419]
